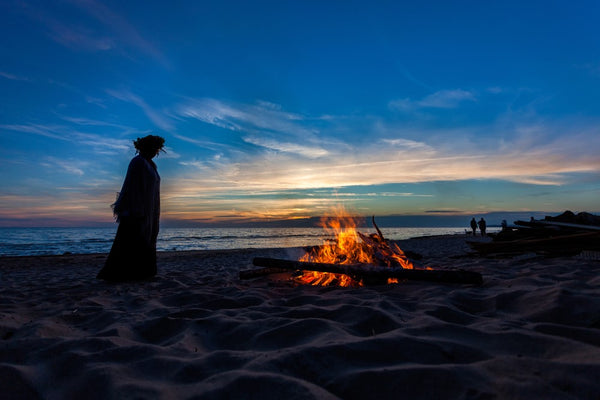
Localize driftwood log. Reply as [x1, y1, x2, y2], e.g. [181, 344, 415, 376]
[469, 231, 600, 256]
[246, 257, 483, 285]
[515, 220, 600, 231]
[481, 211, 600, 257]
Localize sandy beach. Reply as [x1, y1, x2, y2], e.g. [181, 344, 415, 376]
[1, 235, 599, 399]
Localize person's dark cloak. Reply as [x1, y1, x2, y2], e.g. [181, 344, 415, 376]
[97, 155, 160, 281]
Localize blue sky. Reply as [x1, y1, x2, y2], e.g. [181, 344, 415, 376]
[1, 0, 599, 227]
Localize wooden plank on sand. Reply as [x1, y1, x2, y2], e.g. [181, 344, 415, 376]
[469, 231, 600, 255]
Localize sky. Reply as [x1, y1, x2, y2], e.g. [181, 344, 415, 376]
[1, 0, 599, 227]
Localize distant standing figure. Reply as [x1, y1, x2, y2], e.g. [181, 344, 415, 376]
[478, 218, 487, 236]
[470, 218, 477, 236]
[97, 135, 165, 282]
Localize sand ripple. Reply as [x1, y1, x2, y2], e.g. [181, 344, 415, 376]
[1, 238, 600, 399]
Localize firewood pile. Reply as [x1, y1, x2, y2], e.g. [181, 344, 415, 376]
[468, 211, 600, 257]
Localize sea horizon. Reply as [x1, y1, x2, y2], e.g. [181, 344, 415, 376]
[0, 209, 565, 230]
[0, 226, 501, 257]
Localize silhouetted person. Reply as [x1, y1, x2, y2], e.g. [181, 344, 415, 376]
[501, 219, 508, 230]
[478, 217, 487, 236]
[97, 135, 165, 282]
[470, 218, 477, 236]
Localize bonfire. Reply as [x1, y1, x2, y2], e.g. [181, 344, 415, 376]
[297, 209, 415, 287]
[243, 207, 483, 286]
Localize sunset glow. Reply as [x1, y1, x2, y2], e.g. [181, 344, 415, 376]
[1, 1, 599, 226]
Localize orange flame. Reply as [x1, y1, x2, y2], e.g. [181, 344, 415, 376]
[298, 207, 415, 287]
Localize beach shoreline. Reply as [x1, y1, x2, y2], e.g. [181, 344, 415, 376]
[1, 235, 599, 399]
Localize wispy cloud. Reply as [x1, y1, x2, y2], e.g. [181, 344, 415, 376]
[0, 71, 31, 82]
[160, 189, 351, 222]
[419, 89, 476, 108]
[380, 192, 433, 197]
[0, 124, 69, 140]
[172, 116, 600, 196]
[7, 95, 595, 223]
[48, 23, 114, 51]
[243, 135, 330, 158]
[380, 138, 434, 152]
[175, 98, 317, 138]
[53, 94, 595, 222]
[0, 193, 112, 225]
[575, 62, 600, 77]
[74, 132, 131, 154]
[21, 1, 114, 52]
[60, 116, 132, 129]
[0, 122, 132, 155]
[394, 63, 432, 90]
[20, 0, 166, 64]
[70, 0, 164, 62]
[40, 157, 86, 176]
[389, 89, 477, 111]
[107, 89, 174, 131]
[171, 97, 348, 161]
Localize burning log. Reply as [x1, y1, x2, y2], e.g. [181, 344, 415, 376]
[251, 257, 483, 285]
[371, 215, 385, 241]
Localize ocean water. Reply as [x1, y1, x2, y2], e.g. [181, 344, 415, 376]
[0, 226, 489, 257]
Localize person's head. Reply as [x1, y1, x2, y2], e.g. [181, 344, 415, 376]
[134, 135, 165, 159]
